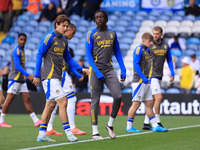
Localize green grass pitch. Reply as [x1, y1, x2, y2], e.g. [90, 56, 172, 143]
[0, 115, 199, 150]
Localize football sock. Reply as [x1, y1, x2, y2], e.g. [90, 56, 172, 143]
[144, 115, 149, 124]
[155, 114, 161, 123]
[30, 112, 39, 123]
[66, 95, 76, 129]
[0, 113, 5, 123]
[92, 125, 99, 135]
[107, 116, 115, 127]
[127, 117, 134, 129]
[47, 104, 58, 131]
[39, 124, 47, 137]
[149, 116, 158, 127]
[63, 122, 72, 136]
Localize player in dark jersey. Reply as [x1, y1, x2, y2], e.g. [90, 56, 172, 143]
[86, 10, 126, 140]
[142, 26, 174, 130]
[126, 32, 168, 133]
[33, 15, 89, 142]
[0, 33, 41, 128]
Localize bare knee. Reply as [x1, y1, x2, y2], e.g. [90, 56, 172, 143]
[57, 97, 68, 108]
[154, 94, 162, 102]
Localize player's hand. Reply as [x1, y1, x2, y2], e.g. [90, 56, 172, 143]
[79, 77, 84, 81]
[82, 68, 90, 75]
[120, 73, 126, 82]
[28, 75, 34, 82]
[169, 76, 174, 82]
[33, 77, 40, 87]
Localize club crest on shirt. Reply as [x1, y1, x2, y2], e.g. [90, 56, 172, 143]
[56, 90, 60, 94]
[110, 33, 113, 38]
[63, 42, 65, 47]
[138, 96, 141, 99]
[70, 86, 72, 89]
[14, 89, 16, 92]
[164, 45, 167, 49]
[155, 89, 158, 92]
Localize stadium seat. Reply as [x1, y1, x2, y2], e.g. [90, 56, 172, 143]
[113, 62, 119, 70]
[175, 11, 185, 17]
[178, 32, 190, 39]
[133, 37, 142, 44]
[121, 16, 132, 22]
[180, 20, 193, 27]
[2, 56, 11, 62]
[187, 43, 198, 51]
[0, 49, 6, 57]
[109, 15, 118, 22]
[37, 26, 48, 33]
[113, 11, 122, 17]
[163, 10, 173, 17]
[116, 32, 123, 39]
[77, 26, 87, 33]
[2, 37, 14, 44]
[14, 20, 27, 28]
[32, 32, 44, 39]
[0, 43, 10, 50]
[39, 20, 51, 28]
[178, 26, 191, 35]
[118, 20, 129, 27]
[166, 88, 181, 94]
[131, 20, 141, 27]
[79, 20, 90, 27]
[120, 38, 133, 45]
[141, 20, 154, 27]
[24, 32, 31, 38]
[107, 20, 115, 28]
[161, 88, 166, 93]
[134, 15, 145, 21]
[168, 20, 180, 27]
[120, 43, 130, 51]
[171, 16, 183, 22]
[23, 11, 34, 18]
[7, 32, 18, 39]
[70, 14, 81, 22]
[23, 26, 35, 34]
[171, 49, 182, 57]
[191, 32, 200, 38]
[194, 20, 200, 26]
[139, 26, 152, 32]
[187, 37, 200, 45]
[122, 88, 132, 93]
[155, 20, 168, 28]
[25, 43, 37, 50]
[158, 15, 170, 21]
[183, 49, 195, 56]
[165, 26, 178, 35]
[24, 49, 32, 57]
[123, 32, 135, 39]
[75, 32, 83, 39]
[68, 43, 76, 50]
[26, 68, 34, 75]
[163, 32, 175, 39]
[125, 11, 135, 17]
[196, 50, 200, 56]
[70, 37, 79, 44]
[126, 26, 139, 33]
[184, 15, 196, 22]
[26, 62, 35, 69]
[77, 43, 85, 49]
[17, 14, 30, 21]
[115, 26, 126, 32]
[192, 27, 200, 33]
[146, 16, 157, 21]
[149, 11, 160, 17]
[28, 37, 41, 45]
[137, 11, 148, 17]
[11, 26, 22, 34]
[32, 11, 41, 21]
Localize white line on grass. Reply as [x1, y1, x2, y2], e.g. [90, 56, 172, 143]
[18, 124, 200, 150]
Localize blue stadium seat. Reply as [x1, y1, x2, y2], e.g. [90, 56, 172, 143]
[24, 32, 31, 38]
[77, 43, 85, 49]
[39, 20, 51, 28]
[7, 31, 18, 39]
[134, 15, 145, 21]
[109, 15, 118, 22]
[120, 16, 132, 22]
[161, 88, 166, 93]
[123, 32, 135, 39]
[23, 11, 34, 18]
[166, 88, 181, 94]
[171, 49, 182, 57]
[28, 37, 41, 45]
[175, 11, 185, 17]
[11, 26, 22, 34]
[26, 62, 35, 69]
[68, 43, 76, 50]
[125, 11, 135, 17]
[37, 26, 48, 33]
[149, 11, 160, 17]
[163, 10, 173, 17]
[2, 56, 11, 62]
[23, 26, 35, 34]
[115, 26, 126, 32]
[14, 20, 27, 28]
[196, 50, 200, 56]
[33, 11, 41, 21]
[26, 68, 34, 75]
[116, 32, 123, 39]
[70, 14, 81, 22]
[77, 26, 87, 33]
[79, 20, 90, 27]
[25, 43, 37, 50]
[70, 37, 79, 44]
[187, 37, 200, 45]
[171, 16, 183, 22]
[0, 43, 10, 50]
[131, 20, 141, 27]
[184, 15, 196, 22]
[158, 15, 170, 21]
[147, 16, 157, 21]
[74, 32, 83, 39]
[113, 11, 122, 17]
[18, 14, 30, 21]
[183, 49, 195, 56]
[126, 26, 139, 33]
[187, 43, 198, 51]
[107, 20, 115, 28]
[118, 20, 129, 27]
[113, 62, 119, 70]
[137, 11, 148, 17]
[2, 37, 14, 44]
[32, 32, 44, 39]
[122, 88, 132, 93]
[120, 38, 133, 45]
[120, 43, 130, 51]
[0, 49, 6, 57]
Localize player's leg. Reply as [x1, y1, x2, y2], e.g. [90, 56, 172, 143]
[0, 89, 5, 106]
[19, 82, 41, 127]
[46, 103, 63, 135]
[63, 72, 86, 135]
[90, 69, 103, 140]
[104, 70, 122, 138]
[0, 81, 20, 127]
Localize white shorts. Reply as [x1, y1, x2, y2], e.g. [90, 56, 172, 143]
[131, 83, 152, 102]
[7, 81, 28, 94]
[62, 72, 76, 99]
[42, 79, 67, 102]
[150, 78, 161, 95]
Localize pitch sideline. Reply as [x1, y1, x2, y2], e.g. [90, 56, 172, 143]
[18, 124, 200, 150]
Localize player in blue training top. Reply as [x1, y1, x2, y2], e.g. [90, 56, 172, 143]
[0, 33, 41, 128]
[142, 26, 174, 130]
[33, 15, 89, 142]
[126, 32, 168, 133]
[86, 10, 126, 140]
[46, 23, 86, 136]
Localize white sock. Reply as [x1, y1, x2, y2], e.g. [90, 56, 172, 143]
[65, 128, 72, 136]
[92, 125, 99, 135]
[39, 131, 46, 137]
[67, 96, 76, 129]
[30, 112, 39, 123]
[144, 115, 149, 124]
[0, 113, 5, 123]
[47, 104, 58, 131]
[107, 116, 115, 127]
[127, 117, 134, 129]
[155, 114, 161, 123]
[149, 116, 158, 127]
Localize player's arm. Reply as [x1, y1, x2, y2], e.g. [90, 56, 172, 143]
[113, 31, 126, 80]
[63, 46, 84, 73]
[85, 31, 105, 80]
[68, 66, 82, 80]
[12, 49, 29, 77]
[34, 34, 53, 78]
[133, 47, 148, 84]
[166, 47, 175, 78]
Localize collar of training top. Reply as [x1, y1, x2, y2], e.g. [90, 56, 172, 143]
[54, 29, 62, 37]
[140, 44, 148, 50]
[153, 38, 164, 45]
[96, 25, 108, 31]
